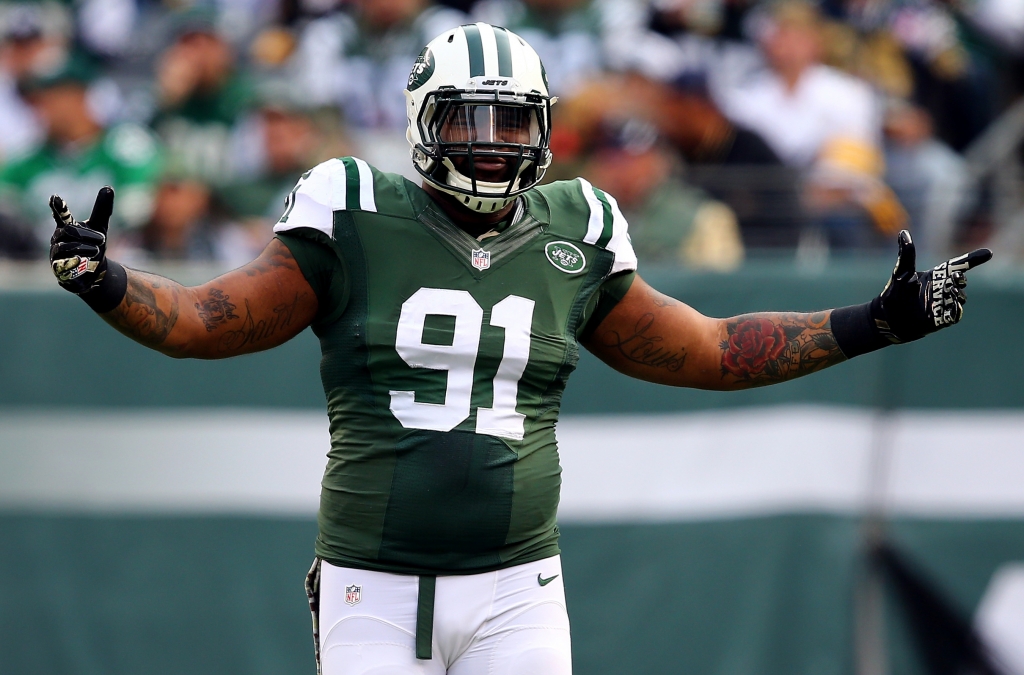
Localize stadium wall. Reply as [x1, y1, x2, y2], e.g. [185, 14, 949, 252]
[2, 263, 1024, 675]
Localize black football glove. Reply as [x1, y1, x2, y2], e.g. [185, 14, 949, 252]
[49, 186, 115, 294]
[870, 230, 992, 344]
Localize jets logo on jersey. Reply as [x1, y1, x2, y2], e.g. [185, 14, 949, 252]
[345, 584, 362, 605]
[544, 241, 586, 274]
[472, 248, 491, 270]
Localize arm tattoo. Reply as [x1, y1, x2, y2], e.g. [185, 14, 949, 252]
[218, 293, 305, 353]
[598, 286, 688, 372]
[195, 289, 238, 332]
[720, 311, 845, 387]
[99, 242, 307, 358]
[106, 271, 182, 348]
[240, 238, 299, 277]
[601, 312, 688, 372]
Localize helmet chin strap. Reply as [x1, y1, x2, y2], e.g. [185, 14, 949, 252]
[435, 184, 516, 213]
[433, 157, 534, 213]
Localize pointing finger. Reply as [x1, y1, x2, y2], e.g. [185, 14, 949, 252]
[86, 186, 115, 235]
[965, 248, 993, 270]
[947, 248, 993, 272]
[49, 195, 74, 227]
[893, 230, 917, 279]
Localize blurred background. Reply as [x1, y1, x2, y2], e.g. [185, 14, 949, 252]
[1, 0, 1024, 672]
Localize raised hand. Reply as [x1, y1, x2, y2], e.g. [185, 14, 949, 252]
[871, 230, 992, 344]
[49, 187, 115, 294]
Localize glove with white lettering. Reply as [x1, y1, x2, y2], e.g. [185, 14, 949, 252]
[871, 230, 991, 343]
[48, 187, 128, 313]
[831, 230, 992, 356]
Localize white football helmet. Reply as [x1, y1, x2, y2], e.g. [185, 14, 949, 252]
[405, 23, 555, 213]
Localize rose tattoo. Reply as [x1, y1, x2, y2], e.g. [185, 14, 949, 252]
[719, 312, 844, 385]
[721, 318, 788, 378]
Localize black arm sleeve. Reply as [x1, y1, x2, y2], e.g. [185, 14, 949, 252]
[275, 230, 350, 328]
[578, 270, 636, 340]
[830, 301, 890, 358]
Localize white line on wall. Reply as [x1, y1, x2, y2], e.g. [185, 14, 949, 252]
[0, 406, 1022, 519]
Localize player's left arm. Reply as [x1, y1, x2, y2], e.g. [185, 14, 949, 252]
[582, 231, 991, 391]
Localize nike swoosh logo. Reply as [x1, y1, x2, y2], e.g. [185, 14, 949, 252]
[538, 573, 559, 586]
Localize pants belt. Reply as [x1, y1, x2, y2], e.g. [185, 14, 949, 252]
[416, 575, 436, 660]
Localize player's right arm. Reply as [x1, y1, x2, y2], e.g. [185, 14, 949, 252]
[49, 187, 318, 359]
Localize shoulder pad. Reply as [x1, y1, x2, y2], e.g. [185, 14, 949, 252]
[536, 178, 637, 275]
[274, 157, 380, 237]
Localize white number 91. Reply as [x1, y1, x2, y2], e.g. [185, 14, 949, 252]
[389, 288, 535, 441]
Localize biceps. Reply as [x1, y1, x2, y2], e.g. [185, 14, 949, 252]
[581, 275, 724, 387]
[185, 240, 318, 357]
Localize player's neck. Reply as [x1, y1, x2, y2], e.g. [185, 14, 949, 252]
[423, 183, 517, 239]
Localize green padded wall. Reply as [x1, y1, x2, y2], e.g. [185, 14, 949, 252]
[1, 263, 1021, 411]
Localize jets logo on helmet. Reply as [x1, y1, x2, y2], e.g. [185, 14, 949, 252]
[408, 47, 435, 91]
[405, 23, 556, 213]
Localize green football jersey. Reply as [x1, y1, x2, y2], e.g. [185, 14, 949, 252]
[274, 157, 636, 575]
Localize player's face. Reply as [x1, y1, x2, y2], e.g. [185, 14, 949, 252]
[439, 104, 540, 182]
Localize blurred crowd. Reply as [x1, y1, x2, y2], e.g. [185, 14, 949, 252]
[0, 0, 1022, 270]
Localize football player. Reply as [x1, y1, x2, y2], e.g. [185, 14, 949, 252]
[48, 23, 990, 675]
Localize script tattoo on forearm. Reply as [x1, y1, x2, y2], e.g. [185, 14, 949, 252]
[601, 312, 688, 372]
[195, 289, 238, 332]
[720, 311, 845, 386]
[107, 271, 182, 348]
[218, 293, 305, 352]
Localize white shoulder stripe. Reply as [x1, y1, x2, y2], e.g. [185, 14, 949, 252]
[479, 23, 499, 78]
[353, 157, 377, 212]
[603, 191, 638, 274]
[577, 177, 605, 245]
[324, 158, 348, 211]
[273, 160, 337, 237]
[604, 191, 627, 252]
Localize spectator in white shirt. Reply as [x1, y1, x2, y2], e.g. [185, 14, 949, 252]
[714, 0, 908, 251]
[716, 0, 881, 169]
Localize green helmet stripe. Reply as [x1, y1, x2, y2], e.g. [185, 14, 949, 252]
[463, 24, 485, 77]
[494, 27, 513, 77]
[593, 189, 615, 248]
[342, 157, 361, 210]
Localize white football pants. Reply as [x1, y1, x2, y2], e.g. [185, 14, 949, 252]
[316, 556, 572, 675]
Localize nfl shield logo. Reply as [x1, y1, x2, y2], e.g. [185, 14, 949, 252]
[345, 584, 361, 606]
[471, 248, 490, 270]
[66, 259, 90, 280]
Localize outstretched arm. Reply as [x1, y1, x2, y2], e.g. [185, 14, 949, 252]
[49, 187, 317, 359]
[583, 232, 991, 390]
[100, 240, 317, 359]
[582, 276, 845, 390]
